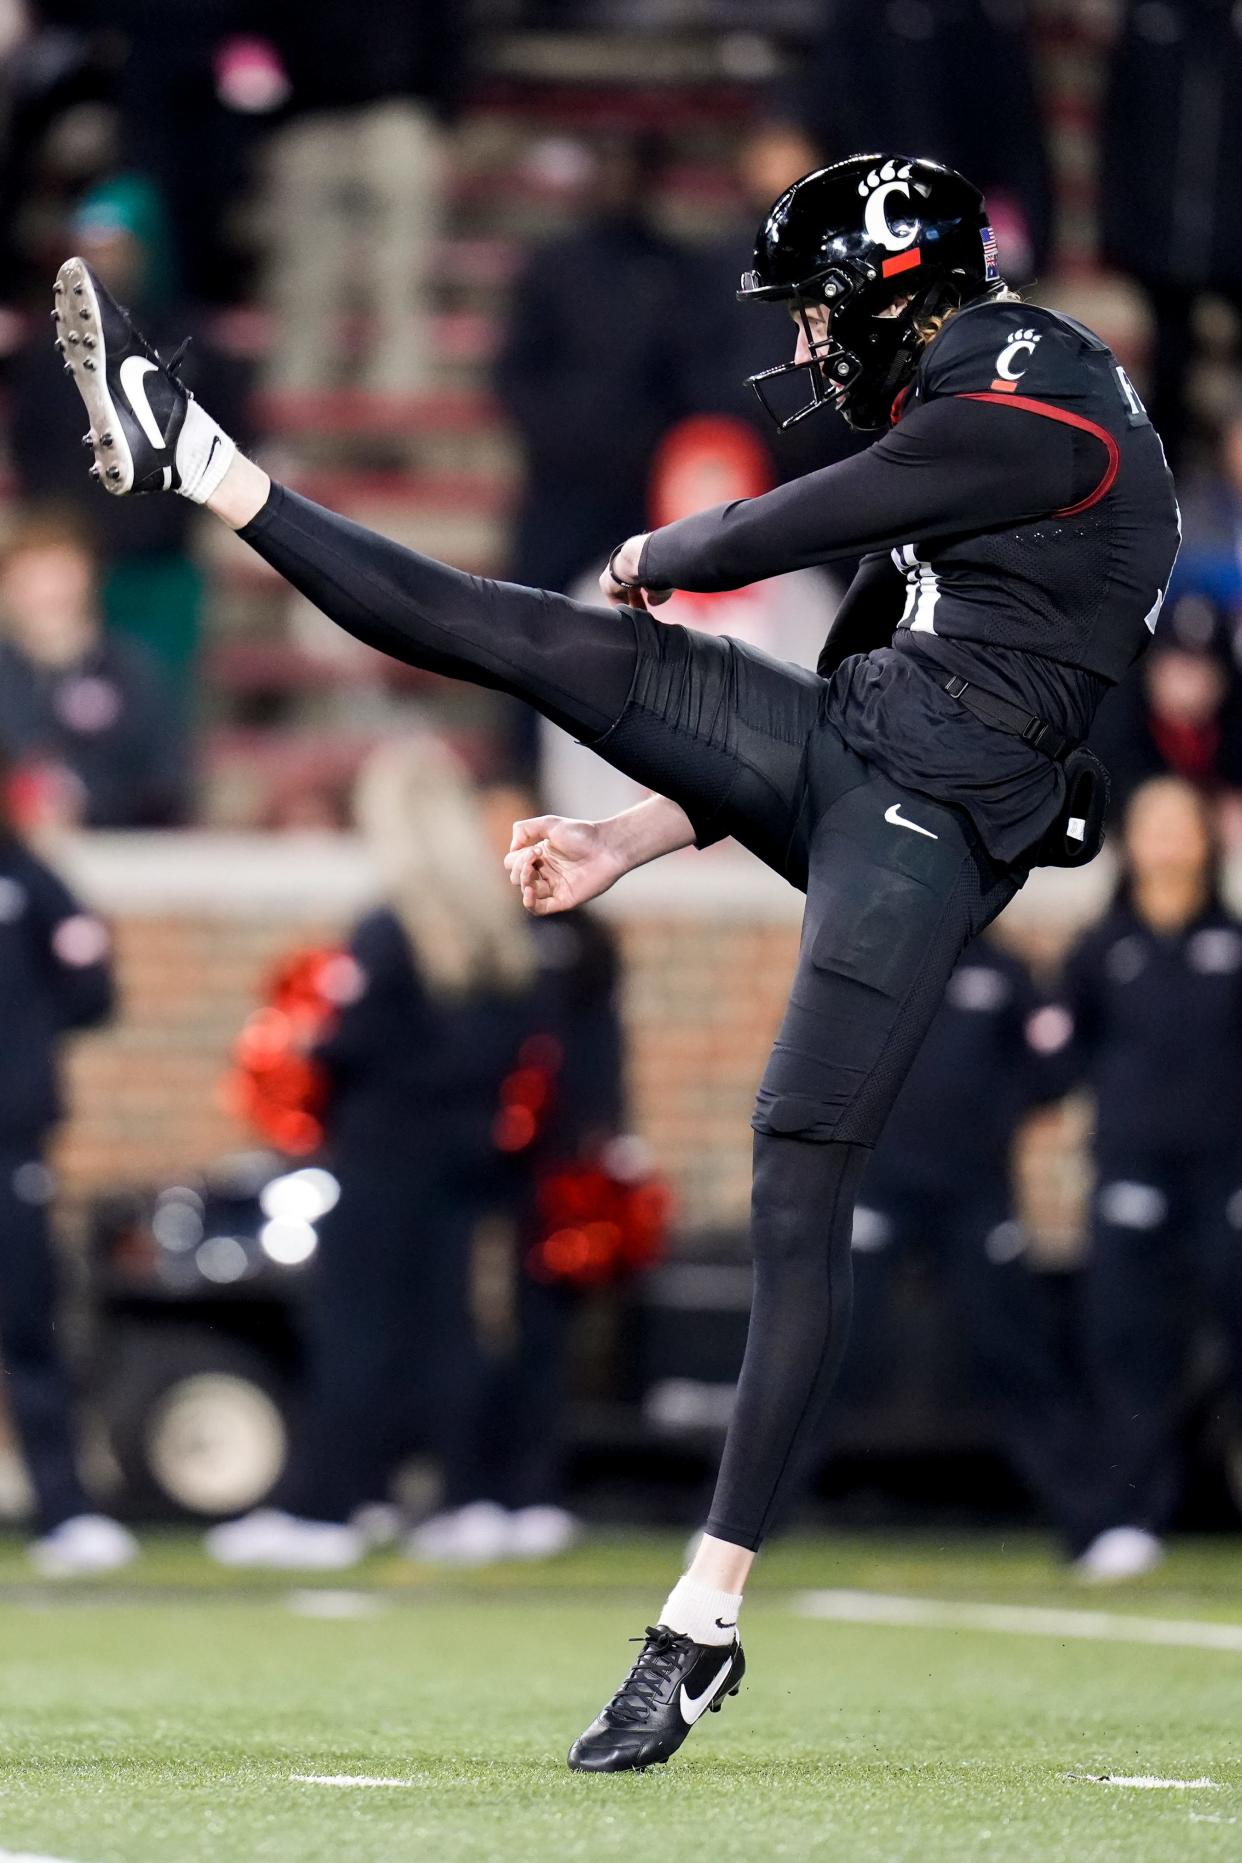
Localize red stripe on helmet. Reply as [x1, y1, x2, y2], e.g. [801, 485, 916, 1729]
[882, 249, 922, 278]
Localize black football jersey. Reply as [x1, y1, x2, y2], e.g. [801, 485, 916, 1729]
[891, 299, 1181, 681]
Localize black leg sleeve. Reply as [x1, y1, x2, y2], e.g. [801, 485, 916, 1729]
[704, 1132, 868, 1550]
[240, 482, 639, 742]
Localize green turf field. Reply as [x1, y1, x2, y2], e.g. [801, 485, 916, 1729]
[0, 1530, 1239, 1862]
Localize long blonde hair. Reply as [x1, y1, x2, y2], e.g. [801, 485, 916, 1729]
[915, 285, 1023, 348]
[353, 732, 537, 999]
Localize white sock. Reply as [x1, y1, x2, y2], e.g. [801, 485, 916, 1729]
[175, 397, 237, 505]
[658, 1575, 743, 1647]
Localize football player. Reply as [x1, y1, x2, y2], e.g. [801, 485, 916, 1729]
[54, 154, 1179, 1770]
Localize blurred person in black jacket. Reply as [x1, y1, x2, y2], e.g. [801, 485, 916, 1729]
[1100, 0, 1242, 467]
[421, 779, 626, 1565]
[0, 509, 186, 829]
[495, 135, 690, 595]
[843, 936, 1080, 1535]
[206, 736, 625, 1571]
[7, 175, 251, 702]
[0, 771, 130, 1575]
[785, 0, 1052, 284]
[1088, 593, 1242, 840]
[1054, 777, 1242, 1580]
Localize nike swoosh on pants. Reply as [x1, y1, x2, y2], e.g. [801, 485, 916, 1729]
[884, 803, 938, 840]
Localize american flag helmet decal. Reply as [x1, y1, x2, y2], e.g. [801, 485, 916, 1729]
[981, 224, 1000, 282]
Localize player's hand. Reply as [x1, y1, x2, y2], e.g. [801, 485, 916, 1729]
[505, 814, 628, 916]
[600, 534, 673, 611]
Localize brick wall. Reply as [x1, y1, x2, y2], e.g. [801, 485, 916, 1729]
[46, 834, 1122, 1259]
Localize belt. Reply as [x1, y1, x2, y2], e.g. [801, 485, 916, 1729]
[940, 673, 1074, 763]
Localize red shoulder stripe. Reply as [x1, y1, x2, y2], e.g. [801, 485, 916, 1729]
[956, 390, 1120, 515]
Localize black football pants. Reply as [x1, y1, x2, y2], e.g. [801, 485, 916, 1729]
[241, 485, 1021, 1549]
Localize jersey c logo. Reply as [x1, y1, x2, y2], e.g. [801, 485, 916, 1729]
[992, 329, 1042, 391]
[858, 161, 921, 252]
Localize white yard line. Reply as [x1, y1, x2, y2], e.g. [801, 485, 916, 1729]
[796, 1588, 1242, 1654]
[289, 1775, 415, 1789]
[0, 1850, 92, 1862]
[284, 1590, 386, 1619]
[1091, 1776, 1218, 1791]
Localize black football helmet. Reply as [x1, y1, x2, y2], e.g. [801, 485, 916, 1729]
[739, 154, 1004, 431]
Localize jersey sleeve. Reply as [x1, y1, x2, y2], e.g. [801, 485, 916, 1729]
[637, 394, 1078, 594]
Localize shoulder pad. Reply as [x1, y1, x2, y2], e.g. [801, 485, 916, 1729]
[911, 301, 1096, 407]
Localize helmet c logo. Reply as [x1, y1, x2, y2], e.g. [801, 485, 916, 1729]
[859, 162, 920, 253]
[994, 329, 1042, 382]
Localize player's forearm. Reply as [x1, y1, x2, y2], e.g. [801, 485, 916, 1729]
[604, 795, 697, 873]
[635, 399, 1075, 595]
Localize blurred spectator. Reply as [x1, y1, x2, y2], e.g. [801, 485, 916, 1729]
[0, 509, 187, 830]
[676, 122, 861, 481]
[429, 780, 627, 1563]
[60, 0, 282, 304]
[7, 174, 252, 705]
[1088, 593, 1242, 840]
[0, 767, 131, 1574]
[495, 134, 689, 593]
[841, 936, 1081, 1539]
[1055, 778, 1242, 1580]
[207, 735, 625, 1570]
[1100, 0, 1242, 467]
[0, 3, 110, 301]
[1170, 405, 1242, 616]
[263, 0, 465, 393]
[784, 0, 1052, 284]
[540, 414, 840, 820]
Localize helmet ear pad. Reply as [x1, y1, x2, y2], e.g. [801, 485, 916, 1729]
[829, 272, 966, 429]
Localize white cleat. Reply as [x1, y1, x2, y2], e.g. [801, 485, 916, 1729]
[53, 255, 234, 503]
[203, 1507, 366, 1570]
[30, 1513, 139, 1579]
[405, 1501, 513, 1567]
[505, 1505, 581, 1562]
[1073, 1526, 1165, 1583]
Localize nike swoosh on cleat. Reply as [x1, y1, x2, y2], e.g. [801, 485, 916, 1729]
[118, 355, 166, 452]
[884, 803, 938, 840]
[679, 1655, 734, 1726]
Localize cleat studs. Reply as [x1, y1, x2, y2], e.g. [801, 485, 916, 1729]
[62, 361, 74, 374]
[50, 308, 61, 321]
[105, 465, 122, 482]
[67, 331, 79, 345]
[88, 465, 100, 480]
[81, 433, 94, 448]
[83, 358, 96, 370]
[54, 339, 65, 354]
[79, 308, 91, 320]
[101, 431, 113, 446]
[73, 283, 83, 296]
[82, 334, 96, 348]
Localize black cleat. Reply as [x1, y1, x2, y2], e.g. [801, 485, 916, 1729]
[53, 256, 192, 496]
[568, 1625, 744, 1773]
